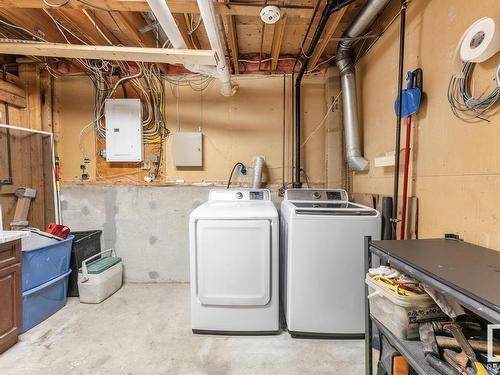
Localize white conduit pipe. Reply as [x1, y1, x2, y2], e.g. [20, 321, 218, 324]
[145, 0, 235, 96]
[196, 0, 236, 96]
[145, 0, 187, 49]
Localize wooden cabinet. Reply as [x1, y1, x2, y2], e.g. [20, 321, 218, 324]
[0, 239, 22, 354]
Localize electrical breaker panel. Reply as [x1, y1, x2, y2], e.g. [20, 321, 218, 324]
[105, 99, 143, 162]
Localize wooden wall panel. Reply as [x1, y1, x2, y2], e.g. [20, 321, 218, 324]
[56, 74, 327, 187]
[352, 0, 500, 249]
[0, 64, 55, 230]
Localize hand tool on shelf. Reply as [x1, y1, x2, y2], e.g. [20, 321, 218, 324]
[419, 322, 462, 375]
[436, 336, 500, 354]
[436, 321, 489, 375]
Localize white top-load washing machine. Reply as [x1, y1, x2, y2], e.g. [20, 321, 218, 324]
[280, 189, 381, 338]
[189, 189, 279, 334]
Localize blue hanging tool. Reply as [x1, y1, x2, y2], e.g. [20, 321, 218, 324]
[394, 69, 423, 118]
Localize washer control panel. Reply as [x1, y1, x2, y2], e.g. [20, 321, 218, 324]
[209, 189, 271, 201]
[284, 189, 348, 202]
[249, 191, 264, 200]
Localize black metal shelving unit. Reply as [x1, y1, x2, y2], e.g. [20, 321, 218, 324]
[364, 237, 500, 375]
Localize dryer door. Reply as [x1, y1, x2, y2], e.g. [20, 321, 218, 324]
[195, 220, 271, 306]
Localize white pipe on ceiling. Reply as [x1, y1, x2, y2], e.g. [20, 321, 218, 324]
[145, 0, 236, 96]
[196, 0, 236, 96]
[145, 0, 187, 49]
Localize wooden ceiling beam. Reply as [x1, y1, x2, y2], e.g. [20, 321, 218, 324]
[0, 1, 314, 18]
[112, 11, 152, 47]
[0, 42, 218, 65]
[0, 8, 90, 71]
[225, 15, 239, 74]
[80, 9, 121, 45]
[51, 9, 107, 45]
[0, 8, 67, 43]
[270, 15, 287, 71]
[308, 5, 349, 70]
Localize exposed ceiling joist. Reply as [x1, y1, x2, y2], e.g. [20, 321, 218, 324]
[225, 15, 239, 74]
[0, 42, 218, 65]
[270, 15, 287, 71]
[0, 8, 67, 43]
[112, 11, 153, 47]
[0, 0, 314, 18]
[51, 9, 108, 45]
[308, 5, 349, 70]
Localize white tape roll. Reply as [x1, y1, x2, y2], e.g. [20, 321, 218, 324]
[460, 17, 500, 63]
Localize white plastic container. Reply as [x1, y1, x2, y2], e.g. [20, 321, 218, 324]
[366, 274, 445, 339]
[78, 249, 123, 304]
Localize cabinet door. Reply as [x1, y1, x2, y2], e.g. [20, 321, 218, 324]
[0, 263, 22, 354]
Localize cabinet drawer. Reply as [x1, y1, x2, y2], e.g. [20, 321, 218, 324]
[0, 239, 21, 269]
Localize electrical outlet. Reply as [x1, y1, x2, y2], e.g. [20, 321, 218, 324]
[238, 164, 248, 177]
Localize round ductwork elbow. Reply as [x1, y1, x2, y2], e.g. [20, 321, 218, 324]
[348, 154, 370, 171]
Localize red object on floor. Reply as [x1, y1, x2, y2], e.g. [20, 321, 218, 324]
[45, 223, 70, 239]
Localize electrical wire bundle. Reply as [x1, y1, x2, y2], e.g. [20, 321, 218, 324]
[88, 61, 168, 144]
[448, 62, 500, 122]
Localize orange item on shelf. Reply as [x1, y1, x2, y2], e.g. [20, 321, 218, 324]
[393, 355, 410, 375]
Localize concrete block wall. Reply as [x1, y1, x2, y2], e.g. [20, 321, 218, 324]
[61, 186, 208, 283]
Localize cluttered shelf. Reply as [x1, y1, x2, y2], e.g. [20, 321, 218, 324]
[369, 238, 500, 323]
[371, 316, 441, 375]
[364, 237, 500, 375]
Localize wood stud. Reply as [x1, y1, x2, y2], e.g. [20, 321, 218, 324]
[226, 15, 239, 74]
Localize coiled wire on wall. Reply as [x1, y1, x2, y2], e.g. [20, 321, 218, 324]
[448, 62, 500, 122]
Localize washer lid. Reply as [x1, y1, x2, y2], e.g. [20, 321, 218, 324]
[287, 201, 378, 216]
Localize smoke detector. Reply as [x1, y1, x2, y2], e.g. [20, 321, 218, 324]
[260, 5, 281, 24]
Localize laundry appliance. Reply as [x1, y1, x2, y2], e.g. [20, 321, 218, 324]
[189, 189, 279, 334]
[280, 189, 381, 338]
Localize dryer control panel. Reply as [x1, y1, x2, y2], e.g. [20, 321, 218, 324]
[209, 189, 271, 201]
[284, 189, 348, 202]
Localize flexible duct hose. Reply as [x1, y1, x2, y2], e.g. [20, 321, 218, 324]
[252, 156, 265, 189]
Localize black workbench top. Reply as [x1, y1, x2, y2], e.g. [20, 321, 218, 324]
[370, 239, 500, 315]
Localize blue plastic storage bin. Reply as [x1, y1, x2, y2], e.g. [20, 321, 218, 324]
[22, 234, 74, 292]
[21, 269, 71, 333]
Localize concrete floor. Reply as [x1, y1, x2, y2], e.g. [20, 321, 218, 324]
[0, 284, 365, 375]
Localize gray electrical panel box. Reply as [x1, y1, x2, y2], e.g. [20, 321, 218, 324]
[172, 132, 203, 167]
[105, 99, 143, 162]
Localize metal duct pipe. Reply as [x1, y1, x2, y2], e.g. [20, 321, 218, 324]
[196, 0, 235, 96]
[294, 0, 354, 187]
[252, 156, 265, 189]
[335, 0, 390, 171]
